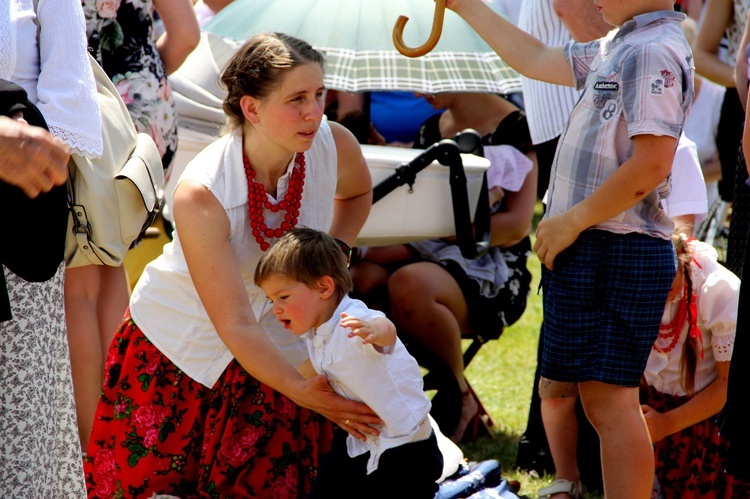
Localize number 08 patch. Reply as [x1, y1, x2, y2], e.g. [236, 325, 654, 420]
[600, 99, 618, 123]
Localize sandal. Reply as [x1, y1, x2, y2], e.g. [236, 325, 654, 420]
[538, 479, 584, 499]
[450, 389, 479, 444]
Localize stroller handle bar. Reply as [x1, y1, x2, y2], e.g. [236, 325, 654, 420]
[372, 130, 490, 259]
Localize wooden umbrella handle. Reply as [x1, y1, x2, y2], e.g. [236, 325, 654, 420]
[393, 0, 446, 58]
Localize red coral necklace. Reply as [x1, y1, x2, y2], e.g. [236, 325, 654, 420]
[653, 291, 687, 354]
[243, 152, 306, 251]
[653, 279, 702, 355]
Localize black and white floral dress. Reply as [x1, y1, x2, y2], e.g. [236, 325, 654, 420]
[82, 0, 178, 172]
[1, 0, 101, 496]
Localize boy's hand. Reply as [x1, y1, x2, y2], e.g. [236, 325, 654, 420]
[534, 211, 583, 270]
[341, 313, 380, 344]
[341, 313, 397, 349]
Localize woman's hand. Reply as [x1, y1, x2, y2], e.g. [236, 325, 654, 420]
[301, 375, 383, 441]
[488, 185, 505, 206]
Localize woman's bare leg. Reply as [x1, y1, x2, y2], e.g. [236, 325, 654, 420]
[65, 264, 129, 451]
[97, 265, 129, 359]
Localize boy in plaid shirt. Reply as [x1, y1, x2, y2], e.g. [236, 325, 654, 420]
[447, 1, 692, 497]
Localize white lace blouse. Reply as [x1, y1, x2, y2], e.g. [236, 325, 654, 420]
[644, 240, 740, 396]
[1, 0, 102, 157]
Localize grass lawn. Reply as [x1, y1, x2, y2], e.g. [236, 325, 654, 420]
[452, 203, 605, 499]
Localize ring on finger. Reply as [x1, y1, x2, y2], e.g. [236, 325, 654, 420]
[345, 419, 350, 425]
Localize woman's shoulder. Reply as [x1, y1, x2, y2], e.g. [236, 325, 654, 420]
[699, 77, 728, 100]
[300, 119, 339, 185]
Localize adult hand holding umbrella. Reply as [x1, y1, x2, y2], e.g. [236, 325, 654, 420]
[393, 0, 446, 58]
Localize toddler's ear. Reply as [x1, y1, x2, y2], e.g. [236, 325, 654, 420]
[316, 275, 336, 299]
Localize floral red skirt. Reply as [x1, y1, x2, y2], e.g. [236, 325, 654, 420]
[641, 384, 750, 498]
[84, 313, 332, 498]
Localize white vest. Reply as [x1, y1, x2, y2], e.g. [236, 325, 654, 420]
[130, 121, 337, 387]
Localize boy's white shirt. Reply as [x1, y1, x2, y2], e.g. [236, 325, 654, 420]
[303, 295, 432, 474]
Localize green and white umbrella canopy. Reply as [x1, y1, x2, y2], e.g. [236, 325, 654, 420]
[204, 0, 521, 94]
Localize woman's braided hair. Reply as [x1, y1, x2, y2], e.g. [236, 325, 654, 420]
[220, 32, 324, 132]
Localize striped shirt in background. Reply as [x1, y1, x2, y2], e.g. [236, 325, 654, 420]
[517, 0, 581, 145]
[545, 11, 694, 240]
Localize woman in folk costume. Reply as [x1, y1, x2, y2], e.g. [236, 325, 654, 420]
[84, 32, 380, 498]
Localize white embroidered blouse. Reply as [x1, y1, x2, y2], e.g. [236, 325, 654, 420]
[1, 0, 102, 157]
[644, 240, 740, 396]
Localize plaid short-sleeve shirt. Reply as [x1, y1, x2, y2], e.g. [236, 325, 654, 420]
[544, 10, 694, 239]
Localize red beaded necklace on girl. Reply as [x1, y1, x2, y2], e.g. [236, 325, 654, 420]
[243, 151, 306, 251]
[652, 279, 703, 356]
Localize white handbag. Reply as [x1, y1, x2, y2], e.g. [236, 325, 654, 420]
[32, 0, 164, 267]
[64, 56, 164, 268]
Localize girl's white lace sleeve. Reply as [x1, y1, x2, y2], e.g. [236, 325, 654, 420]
[694, 258, 741, 364]
[711, 332, 735, 363]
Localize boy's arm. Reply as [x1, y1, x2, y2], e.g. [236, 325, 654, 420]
[447, 0, 574, 86]
[534, 134, 678, 270]
[340, 313, 397, 352]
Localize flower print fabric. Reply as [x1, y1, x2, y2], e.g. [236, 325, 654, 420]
[85, 314, 333, 498]
[82, 0, 178, 171]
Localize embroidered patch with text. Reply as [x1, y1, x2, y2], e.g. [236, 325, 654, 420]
[594, 81, 620, 91]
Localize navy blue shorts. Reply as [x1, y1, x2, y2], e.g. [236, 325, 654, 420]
[540, 230, 676, 386]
